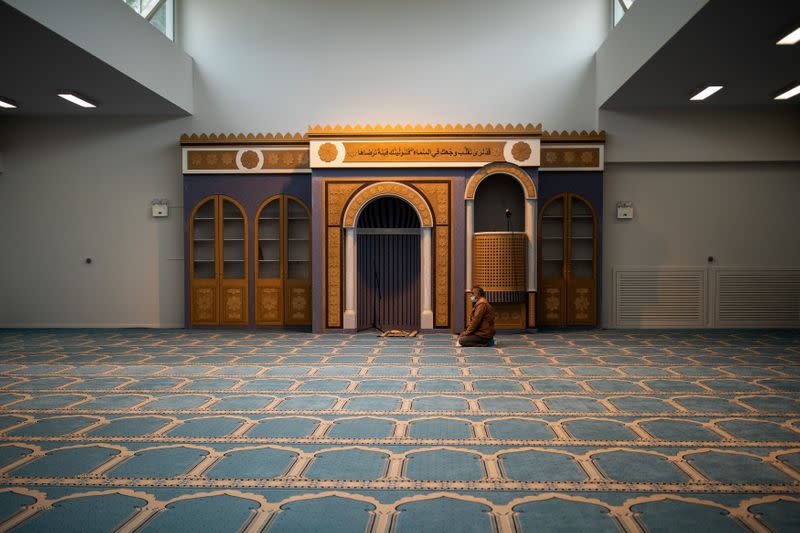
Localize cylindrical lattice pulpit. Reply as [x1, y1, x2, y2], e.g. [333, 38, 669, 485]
[472, 232, 528, 328]
[473, 232, 527, 295]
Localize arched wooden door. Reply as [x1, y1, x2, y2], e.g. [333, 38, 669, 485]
[189, 195, 248, 325]
[255, 195, 311, 326]
[538, 193, 597, 326]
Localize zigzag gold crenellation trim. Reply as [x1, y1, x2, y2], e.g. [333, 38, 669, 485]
[180, 132, 308, 145]
[307, 123, 543, 137]
[542, 130, 606, 142]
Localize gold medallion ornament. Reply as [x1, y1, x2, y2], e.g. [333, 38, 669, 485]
[511, 141, 532, 162]
[318, 142, 338, 163]
[240, 150, 260, 169]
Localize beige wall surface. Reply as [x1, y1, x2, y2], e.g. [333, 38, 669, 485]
[180, 0, 609, 133]
[601, 162, 800, 327]
[0, 118, 186, 327]
[600, 108, 800, 163]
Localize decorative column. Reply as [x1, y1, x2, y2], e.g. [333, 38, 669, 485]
[343, 227, 357, 329]
[421, 227, 434, 329]
[465, 199, 474, 289]
[525, 198, 536, 291]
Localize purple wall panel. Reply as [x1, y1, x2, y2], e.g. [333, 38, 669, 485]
[183, 173, 312, 328]
[537, 171, 603, 325]
[311, 175, 325, 333]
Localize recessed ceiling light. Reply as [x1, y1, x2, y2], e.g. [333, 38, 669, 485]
[0, 97, 18, 109]
[777, 27, 800, 45]
[690, 85, 723, 101]
[775, 84, 800, 100]
[58, 93, 97, 108]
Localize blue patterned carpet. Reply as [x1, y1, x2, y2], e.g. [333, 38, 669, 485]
[0, 329, 798, 532]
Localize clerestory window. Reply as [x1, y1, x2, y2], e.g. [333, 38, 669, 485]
[614, 0, 637, 26]
[124, 0, 174, 40]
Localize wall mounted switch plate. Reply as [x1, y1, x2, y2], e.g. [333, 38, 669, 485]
[616, 202, 633, 219]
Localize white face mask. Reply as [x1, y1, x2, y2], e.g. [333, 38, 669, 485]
[470, 295, 478, 303]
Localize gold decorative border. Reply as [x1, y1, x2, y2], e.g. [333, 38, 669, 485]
[326, 227, 341, 328]
[184, 148, 309, 172]
[308, 123, 542, 138]
[324, 178, 452, 330]
[465, 163, 536, 200]
[342, 182, 434, 228]
[326, 183, 363, 227]
[540, 147, 601, 169]
[542, 130, 606, 143]
[180, 132, 307, 145]
[180, 126, 602, 144]
[435, 226, 450, 328]
[528, 292, 536, 328]
[414, 183, 450, 225]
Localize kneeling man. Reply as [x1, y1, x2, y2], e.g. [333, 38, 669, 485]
[458, 287, 496, 347]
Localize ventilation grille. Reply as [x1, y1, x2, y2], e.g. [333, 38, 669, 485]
[715, 269, 800, 327]
[615, 268, 706, 327]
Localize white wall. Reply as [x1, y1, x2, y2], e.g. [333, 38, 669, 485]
[0, 117, 186, 327]
[601, 162, 800, 327]
[180, 0, 609, 132]
[601, 108, 800, 163]
[0, 0, 610, 327]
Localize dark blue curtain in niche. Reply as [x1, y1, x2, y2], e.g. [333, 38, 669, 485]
[356, 198, 421, 331]
[357, 197, 421, 229]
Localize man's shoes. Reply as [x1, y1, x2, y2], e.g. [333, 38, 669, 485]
[485, 338, 495, 347]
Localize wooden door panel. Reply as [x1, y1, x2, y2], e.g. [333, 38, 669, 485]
[494, 303, 526, 329]
[190, 196, 219, 326]
[567, 280, 595, 325]
[220, 281, 247, 325]
[539, 281, 565, 326]
[256, 280, 283, 325]
[285, 280, 312, 326]
[565, 193, 597, 327]
[191, 282, 218, 325]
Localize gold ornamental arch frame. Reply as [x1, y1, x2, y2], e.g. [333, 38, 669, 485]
[464, 162, 538, 329]
[464, 162, 537, 201]
[340, 181, 435, 330]
[342, 182, 434, 228]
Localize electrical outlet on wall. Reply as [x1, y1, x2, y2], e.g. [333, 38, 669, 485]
[616, 201, 633, 220]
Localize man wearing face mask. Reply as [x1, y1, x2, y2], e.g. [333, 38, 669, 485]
[458, 286, 496, 347]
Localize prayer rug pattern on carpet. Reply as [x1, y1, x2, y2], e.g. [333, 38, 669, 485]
[0, 329, 798, 531]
